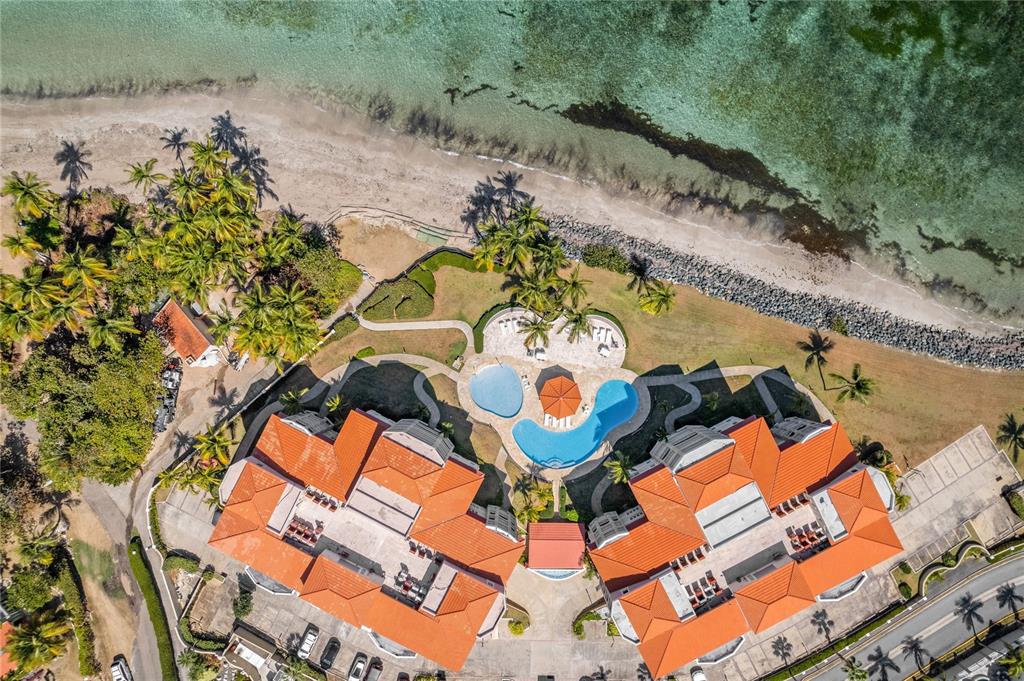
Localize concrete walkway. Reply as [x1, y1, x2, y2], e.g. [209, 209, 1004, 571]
[413, 372, 440, 427]
[357, 315, 475, 353]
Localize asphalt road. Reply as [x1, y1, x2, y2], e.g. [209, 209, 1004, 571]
[810, 553, 1024, 680]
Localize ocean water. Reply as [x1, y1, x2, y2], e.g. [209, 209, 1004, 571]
[2, 0, 1021, 315]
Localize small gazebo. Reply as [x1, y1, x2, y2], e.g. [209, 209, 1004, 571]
[539, 375, 582, 419]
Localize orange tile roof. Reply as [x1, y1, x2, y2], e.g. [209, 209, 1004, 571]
[631, 466, 693, 523]
[636, 599, 749, 679]
[359, 571, 500, 671]
[0, 621, 14, 676]
[619, 577, 689, 642]
[153, 298, 214, 362]
[299, 554, 380, 624]
[410, 458, 484, 533]
[674, 446, 756, 511]
[767, 422, 856, 507]
[361, 435, 444, 505]
[333, 410, 387, 500]
[591, 521, 705, 591]
[828, 469, 890, 533]
[412, 513, 523, 584]
[527, 522, 585, 570]
[734, 562, 816, 632]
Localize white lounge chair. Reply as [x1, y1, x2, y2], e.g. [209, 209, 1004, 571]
[566, 416, 573, 428]
[598, 344, 611, 358]
[535, 348, 547, 361]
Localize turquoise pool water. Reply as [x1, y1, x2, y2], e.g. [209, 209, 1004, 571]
[512, 380, 638, 469]
[469, 363, 523, 418]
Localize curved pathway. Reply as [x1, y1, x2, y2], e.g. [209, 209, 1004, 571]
[356, 315, 475, 354]
[663, 382, 702, 432]
[413, 373, 441, 427]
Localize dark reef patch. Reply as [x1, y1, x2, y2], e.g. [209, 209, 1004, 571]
[916, 226, 1023, 270]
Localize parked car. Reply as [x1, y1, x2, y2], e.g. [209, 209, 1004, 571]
[690, 667, 707, 681]
[297, 624, 319, 660]
[396, 674, 410, 681]
[364, 658, 383, 681]
[110, 655, 134, 681]
[347, 653, 368, 681]
[320, 637, 341, 670]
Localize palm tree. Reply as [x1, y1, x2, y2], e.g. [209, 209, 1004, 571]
[1000, 643, 1024, 679]
[560, 265, 590, 309]
[6, 266, 61, 313]
[627, 254, 653, 294]
[169, 169, 208, 212]
[512, 271, 552, 314]
[901, 635, 929, 674]
[867, 645, 900, 681]
[797, 329, 835, 390]
[771, 636, 794, 676]
[194, 425, 234, 468]
[0, 302, 46, 342]
[125, 158, 167, 195]
[57, 246, 115, 290]
[83, 313, 138, 352]
[112, 223, 157, 262]
[325, 394, 343, 416]
[495, 227, 533, 274]
[472, 237, 501, 272]
[638, 280, 676, 315]
[280, 388, 309, 415]
[54, 140, 92, 192]
[997, 583, 1023, 621]
[161, 127, 190, 170]
[190, 137, 230, 178]
[954, 592, 986, 644]
[511, 203, 547, 241]
[841, 657, 868, 681]
[603, 451, 631, 485]
[533, 240, 569, 278]
[515, 502, 542, 528]
[46, 292, 91, 333]
[18, 526, 61, 566]
[2, 231, 44, 260]
[5, 611, 71, 671]
[829, 364, 877, 404]
[996, 413, 1024, 462]
[2, 171, 57, 219]
[560, 307, 593, 344]
[520, 316, 553, 349]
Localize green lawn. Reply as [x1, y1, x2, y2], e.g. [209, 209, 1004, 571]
[70, 539, 124, 599]
[310, 325, 466, 375]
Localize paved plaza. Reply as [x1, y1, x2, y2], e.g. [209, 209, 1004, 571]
[482, 307, 627, 369]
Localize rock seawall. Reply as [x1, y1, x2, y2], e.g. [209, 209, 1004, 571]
[547, 216, 1024, 371]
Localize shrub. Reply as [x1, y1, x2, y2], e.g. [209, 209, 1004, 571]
[606, 618, 620, 637]
[292, 248, 363, 317]
[359, 278, 434, 320]
[898, 561, 912, 575]
[178, 617, 229, 652]
[163, 554, 200, 574]
[941, 550, 957, 568]
[898, 582, 913, 600]
[178, 650, 217, 681]
[332, 314, 359, 340]
[7, 568, 56, 611]
[581, 244, 630, 274]
[1008, 492, 1024, 521]
[354, 346, 376, 359]
[572, 610, 602, 639]
[830, 315, 849, 336]
[508, 619, 526, 636]
[56, 559, 101, 675]
[128, 536, 177, 679]
[562, 507, 579, 522]
[149, 495, 168, 556]
[419, 250, 481, 273]
[407, 266, 437, 296]
[233, 590, 253, 619]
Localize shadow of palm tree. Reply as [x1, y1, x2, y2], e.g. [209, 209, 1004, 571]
[208, 384, 240, 418]
[867, 645, 900, 680]
[54, 140, 92, 194]
[211, 110, 247, 155]
[232, 143, 277, 206]
[160, 127, 190, 170]
[460, 170, 530, 234]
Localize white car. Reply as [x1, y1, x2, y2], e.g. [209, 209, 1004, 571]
[347, 653, 368, 681]
[110, 656, 134, 681]
[297, 624, 320, 660]
[690, 667, 707, 681]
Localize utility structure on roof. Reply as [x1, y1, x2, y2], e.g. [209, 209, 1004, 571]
[589, 415, 903, 678]
[207, 408, 523, 671]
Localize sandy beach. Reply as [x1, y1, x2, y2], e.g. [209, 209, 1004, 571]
[0, 87, 1014, 335]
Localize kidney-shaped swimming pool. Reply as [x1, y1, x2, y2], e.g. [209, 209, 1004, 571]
[512, 379, 638, 469]
[469, 363, 523, 418]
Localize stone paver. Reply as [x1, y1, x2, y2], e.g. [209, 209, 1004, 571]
[483, 307, 627, 370]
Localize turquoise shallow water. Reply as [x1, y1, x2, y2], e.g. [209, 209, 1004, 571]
[2, 1, 1022, 314]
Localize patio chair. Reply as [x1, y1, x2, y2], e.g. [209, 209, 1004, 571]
[598, 345, 611, 358]
[566, 416, 573, 428]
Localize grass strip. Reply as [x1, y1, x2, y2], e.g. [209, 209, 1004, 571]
[56, 555, 100, 676]
[128, 534, 178, 680]
[472, 302, 515, 352]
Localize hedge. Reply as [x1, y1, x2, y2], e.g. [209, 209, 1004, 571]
[419, 250, 480, 273]
[590, 308, 629, 347]
[898, 582, 913, 599]
[358, 278, 434, 320]
[1008, 492, 1024, 521]
[472, 302, 516, 352]
[354, 346, 377, 359]
[177, 616, 228, 652]
[332, 314, 359, 339]
[581, 243, 630, 274]
[572, 610, 602, 639]
[407, 266, 437, 296]
[56, 558, 100, 676]
[163, 554, 200, 574]
[128, 535, 178, 680]
[149, 494, 168, 556]
[760, 602, 907, 681]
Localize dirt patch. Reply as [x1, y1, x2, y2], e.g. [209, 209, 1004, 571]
[335, 219, 432, 282]
[66, 503, 139, 671]
[309, 326, 466, 374]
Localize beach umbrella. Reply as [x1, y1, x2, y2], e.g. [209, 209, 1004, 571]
[539, 375, 582, 418]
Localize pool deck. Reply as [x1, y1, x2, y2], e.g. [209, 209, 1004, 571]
[458, 352, 638, 482]
[482, 307, 627, 370]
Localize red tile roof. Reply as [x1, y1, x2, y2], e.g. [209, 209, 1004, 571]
[412, 513, 523, 584]
[590, 521, 705, 591]
[0, 621, 15, 676]
[361, 435, 444, 505]
[153, 299, 214, 362]
[527, 522, 585, 570]
[635, 599, 749, 679]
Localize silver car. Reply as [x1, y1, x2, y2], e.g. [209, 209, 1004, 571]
[297, 624, 319, 660]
